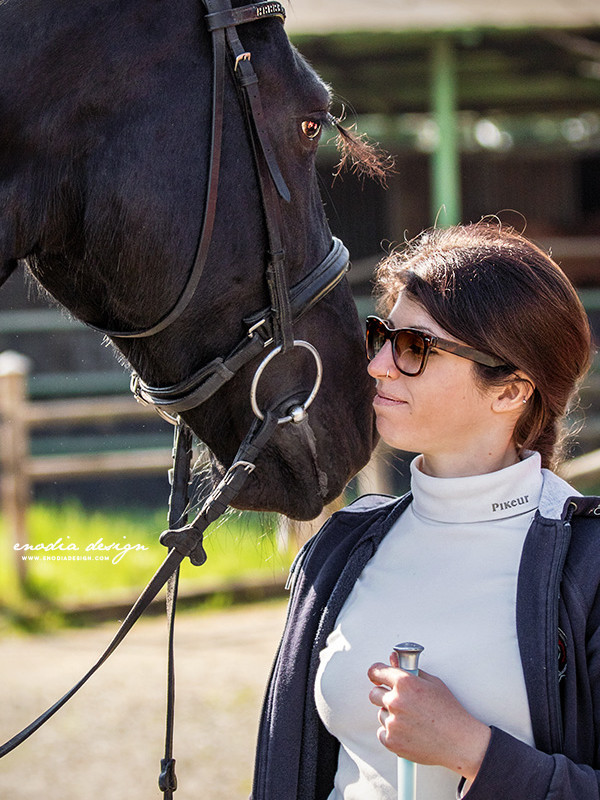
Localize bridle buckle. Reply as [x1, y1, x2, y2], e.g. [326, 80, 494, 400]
[247, 316, 274, 346]
[234, 51, 252, 71]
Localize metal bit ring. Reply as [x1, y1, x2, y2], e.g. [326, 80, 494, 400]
[250, 340, 323, 425]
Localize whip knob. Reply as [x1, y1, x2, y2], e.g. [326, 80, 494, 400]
[393, 642, 424, 674]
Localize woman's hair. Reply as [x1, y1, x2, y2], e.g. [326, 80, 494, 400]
[374, 221, 593, 470]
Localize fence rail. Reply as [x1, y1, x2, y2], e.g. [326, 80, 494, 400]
[0, 351, 172, 586]
[4, 344, 600, 589]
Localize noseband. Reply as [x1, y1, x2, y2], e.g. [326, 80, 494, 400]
[0, 2, 353, 795]
[130, 236, 349, 417]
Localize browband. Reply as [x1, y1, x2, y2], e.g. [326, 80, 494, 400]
[205, 1, 286, 31]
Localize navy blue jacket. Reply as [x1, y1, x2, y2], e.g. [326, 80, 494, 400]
[252, 485, 600, 800]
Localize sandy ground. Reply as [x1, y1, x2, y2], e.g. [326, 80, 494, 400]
[0, 600, 288, 800]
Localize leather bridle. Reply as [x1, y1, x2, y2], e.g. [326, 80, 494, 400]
[87, 0, 350, 421]
[0, 1, 353, 795]
[130, 235, 349, 417]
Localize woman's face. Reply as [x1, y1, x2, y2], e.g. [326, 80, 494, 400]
[367, 292, 511, 475]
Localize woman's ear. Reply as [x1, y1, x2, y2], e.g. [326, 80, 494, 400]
[492, 373, 534, 414]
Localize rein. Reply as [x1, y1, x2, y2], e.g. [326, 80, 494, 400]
[0, 410, 281, 776]
[1, 0, 352, 795]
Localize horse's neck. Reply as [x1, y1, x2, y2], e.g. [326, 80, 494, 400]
[0, 0, 112, 269]
[0, 0, 191, 302]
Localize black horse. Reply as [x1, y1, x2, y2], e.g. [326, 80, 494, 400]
[0, 0, 378, 520]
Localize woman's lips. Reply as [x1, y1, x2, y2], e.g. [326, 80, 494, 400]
[373, 391, 407, 406]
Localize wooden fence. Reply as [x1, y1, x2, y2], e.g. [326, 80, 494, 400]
[3, 345, 600, 588]
[0, 351, 172, 584]
[0, 348, 393, 582]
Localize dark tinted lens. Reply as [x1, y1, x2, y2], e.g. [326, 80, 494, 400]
[394, 330, 426, 375]
[366, 319, 427, 376]
[366, 318, 387, 360]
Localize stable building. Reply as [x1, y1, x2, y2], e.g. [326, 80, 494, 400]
[286, 0, 600, 290]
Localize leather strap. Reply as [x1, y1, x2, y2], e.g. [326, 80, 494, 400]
[287, 237, 351, 320]
[205, 1, 285, 32]
[159, 424, 194, 798]
[228, 25, 291, 203]
[0, 411, 279, 765]
[130, 238, 349, 413]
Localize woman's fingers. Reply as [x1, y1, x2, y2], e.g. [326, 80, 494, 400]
[377, 706, 389, 725]
[369, 684, 386, 707]
[366, 659, 491, 778]
[367, 661, 414, 690]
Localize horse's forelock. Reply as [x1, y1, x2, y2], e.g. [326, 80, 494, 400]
[331, 118, 394, 186]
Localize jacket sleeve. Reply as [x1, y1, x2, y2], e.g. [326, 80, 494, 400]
[471, 509, 600, 799]
[466, 569, 600, 800]
[464, 727, 600, 799]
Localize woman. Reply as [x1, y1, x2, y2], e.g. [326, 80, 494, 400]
[251, 222, 600, 800]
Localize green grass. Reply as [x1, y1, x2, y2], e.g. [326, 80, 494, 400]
[0, 502, 293, 630]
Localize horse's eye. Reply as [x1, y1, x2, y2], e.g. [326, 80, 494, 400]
[301, 120, 322, 141]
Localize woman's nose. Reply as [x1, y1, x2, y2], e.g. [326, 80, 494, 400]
[367, 340, 397, 380]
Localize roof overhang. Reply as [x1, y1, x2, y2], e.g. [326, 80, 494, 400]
[284, 0, 600, 35]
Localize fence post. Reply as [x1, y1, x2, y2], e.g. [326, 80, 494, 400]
[0, 351, 32, 589]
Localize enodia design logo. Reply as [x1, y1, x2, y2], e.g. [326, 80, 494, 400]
[13, 536, 149, 564]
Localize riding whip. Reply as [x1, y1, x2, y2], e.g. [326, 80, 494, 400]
[393, 642, 424, 800]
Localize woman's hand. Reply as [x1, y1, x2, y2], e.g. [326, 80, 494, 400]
[367, 653, 491, 782]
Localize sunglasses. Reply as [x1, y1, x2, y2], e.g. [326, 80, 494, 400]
[365, 316, 506, 377]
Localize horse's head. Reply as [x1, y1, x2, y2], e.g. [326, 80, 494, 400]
[0, 0, 377, 519]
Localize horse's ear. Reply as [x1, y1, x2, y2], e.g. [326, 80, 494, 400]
[0, 260, 17, 288]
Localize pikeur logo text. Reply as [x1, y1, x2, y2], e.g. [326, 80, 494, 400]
[491, 496, 529, 513]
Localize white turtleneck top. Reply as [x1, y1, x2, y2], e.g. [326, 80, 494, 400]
[314, 452, 543, 800]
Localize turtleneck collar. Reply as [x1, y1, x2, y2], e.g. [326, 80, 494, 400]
[410, 451, 543, 524]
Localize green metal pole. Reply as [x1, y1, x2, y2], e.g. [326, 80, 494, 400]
[430, 35, 461, 226]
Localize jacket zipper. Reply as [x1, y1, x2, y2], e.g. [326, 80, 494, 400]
[547, 518, 572, 754]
